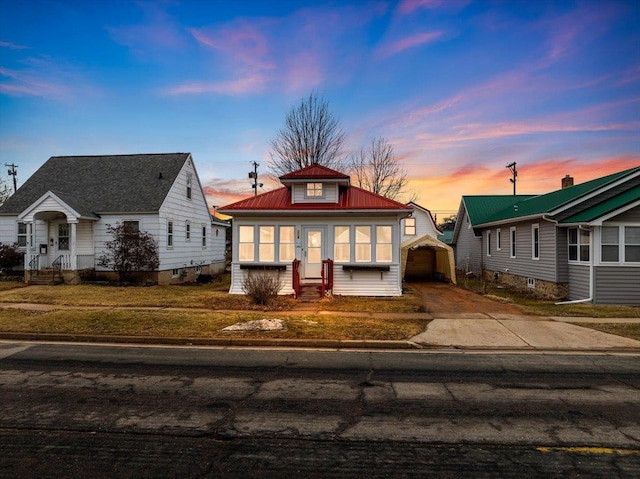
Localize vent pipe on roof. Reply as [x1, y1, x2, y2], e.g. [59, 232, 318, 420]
[562, 174, 574, 188]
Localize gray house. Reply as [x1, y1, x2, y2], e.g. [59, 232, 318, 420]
[452, 166, 640, 305]
[0, 153, 227, 284]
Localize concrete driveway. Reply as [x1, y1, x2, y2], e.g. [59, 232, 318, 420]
[408, 281, 640, 350]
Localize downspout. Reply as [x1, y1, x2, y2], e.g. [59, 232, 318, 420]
[555, 224, 593, 305]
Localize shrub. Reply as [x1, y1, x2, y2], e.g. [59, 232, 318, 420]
[0, 242, 22, 274]
[242, 272, 283, 306]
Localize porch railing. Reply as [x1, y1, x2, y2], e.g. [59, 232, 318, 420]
[321, 259, 334, 297]
[51, 255, 64, 284]
[27, 254, 40, 282]
[292, 259, 301, 298]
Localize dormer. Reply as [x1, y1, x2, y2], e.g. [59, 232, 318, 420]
[279, 164, 351, 205]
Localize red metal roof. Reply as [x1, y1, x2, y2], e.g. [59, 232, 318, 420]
[279, 164, 350, 180]
[219, 185, 412, 212]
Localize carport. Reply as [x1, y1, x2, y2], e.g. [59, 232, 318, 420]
[401, 234, 456, 284]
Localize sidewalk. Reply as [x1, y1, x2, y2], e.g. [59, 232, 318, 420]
[1, 301, 639, 352]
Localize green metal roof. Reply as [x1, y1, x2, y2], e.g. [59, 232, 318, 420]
[560, 185, 640, 223]
[437, 230, 454, 244]
[477, 166, 640, 225]
[463, 195, 536, 225]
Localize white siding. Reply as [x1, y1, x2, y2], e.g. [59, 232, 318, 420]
[0, 218, 16, 244]
[401, 206, 440, 243]
[229, 263, 294, 295]
[76, 221, 94, 255]
[94, 214, 159, 271]
[291, 183, 339, 203]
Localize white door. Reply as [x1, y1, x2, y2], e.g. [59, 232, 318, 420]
[303, 227, 324, 279]
[47, 221, 69, 266]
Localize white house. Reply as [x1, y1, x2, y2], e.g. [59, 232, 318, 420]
[217, 164, 413, 297]
[0, 153, 227, 284]
[400, 201, 456, 283]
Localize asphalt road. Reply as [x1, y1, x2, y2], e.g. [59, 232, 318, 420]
[1, 342, 639, 478]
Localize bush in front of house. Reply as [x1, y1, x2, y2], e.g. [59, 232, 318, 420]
[0, 242, 22, 274]
[97, 223, 159, 283]
[242, 272, 283, 306]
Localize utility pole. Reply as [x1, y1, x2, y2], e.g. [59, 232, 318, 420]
[5, 163, 18, 193]
[506, 162, 517, 195]
[248, 161, 263, 197]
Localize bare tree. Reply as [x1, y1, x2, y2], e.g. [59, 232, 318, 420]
[0, 178, 10, 206]
[350, 137, 413, 201]
[269, 93, 347, 176]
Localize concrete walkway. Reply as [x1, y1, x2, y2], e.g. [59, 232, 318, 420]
[1, 301, 639, 351]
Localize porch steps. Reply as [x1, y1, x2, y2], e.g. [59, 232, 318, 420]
[298, 284, 323, 301]
[27, 269, 64, 286]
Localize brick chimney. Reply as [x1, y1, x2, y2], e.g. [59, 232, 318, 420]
[562, 174, 574, 188]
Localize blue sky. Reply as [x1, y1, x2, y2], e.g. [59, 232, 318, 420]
[1, 0, 638, 217]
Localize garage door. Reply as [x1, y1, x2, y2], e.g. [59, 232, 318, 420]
[405, 247, 435, 279]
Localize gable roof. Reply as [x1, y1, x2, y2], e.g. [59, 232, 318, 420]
[477, 166, 640, 226]
[279, 164, 350, 180]
[0, 153, 190, 216]
[407, 201, 442, 234]
[218, 184, 412, 213]
[561, 185, 640, 224]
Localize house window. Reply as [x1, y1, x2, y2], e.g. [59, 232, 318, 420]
[239, 226, 254, 261]
[172, 268, 179, 278]
[123, 221, 139, 234]
[625, 226, 640, 262]
[279, 226, 295, 262]
[486, 230, 492, 257]
[496, 228, 501, 251]
[306, 183, 323, 197]
[186, 174, 192, 200]
[58, 223, 70, 251]
[601, 226, 619, 262]
[404, 217, 416, 236]
[532, 224, 539, 260]
[186, 221, 191, 241]
[17, 222, 27, 247]
[568, 228, 589, 262]
[167, 221, 174, 248]
[355, 226, 371, 262]
[334, 226, 350, 262]
[376, 226, 392, 263]
[510, 227, 516, 258]
[527, 277, 536, 288]
[202, 226, 207, 248]
[259, 226, 275, 262]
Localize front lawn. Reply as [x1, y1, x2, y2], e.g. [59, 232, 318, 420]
[574, 322, 640, 341]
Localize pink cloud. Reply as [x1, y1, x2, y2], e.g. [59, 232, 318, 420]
[397, 0, 444, 15]
[165, 73, 268, 96]
[0, 65, 68, 98]
[377, 31, 443, 59]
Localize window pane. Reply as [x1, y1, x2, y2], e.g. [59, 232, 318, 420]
[59, 224, 69, 236]
[404, 218, 416, 235]
[335, 226, 350, 243]
[580, 245, 589, 262]
[239, 244, 254, 261]
[17, 236, 27, 247]
[625, 245, 640, 262]
[356, 226, 371, 243]
[280, 244, 295, 262]
[568, 229, 577, 244]
[280, 226, 294, 243]
[580, 229, 590, 244]
[18, 223, 27, 234]
[602, 226, 618, 244]
[376, 244, 392, 263]
[377, 226, 392, 244]
[307, 247, 321, 263]
[569, 245, 577, 261]
[260, 226, 274, 243]
[602, 245, 619, 262]
[334, 244, 350, 262]
[259, 244, 274, 262]
[239, 226, 254, 242]
[355, 244, 371, 262]
[625, 227, 640, 244]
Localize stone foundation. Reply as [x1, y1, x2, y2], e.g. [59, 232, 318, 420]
[483, 269, 568, 300]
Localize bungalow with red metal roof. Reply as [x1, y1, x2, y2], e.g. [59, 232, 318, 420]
[217, 164, 413, 297]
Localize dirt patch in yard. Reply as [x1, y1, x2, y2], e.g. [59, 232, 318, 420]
[408, 281, 525, 315]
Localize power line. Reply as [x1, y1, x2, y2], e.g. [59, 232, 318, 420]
[5, 163, 18, 193]
[248, 161, 263, 196]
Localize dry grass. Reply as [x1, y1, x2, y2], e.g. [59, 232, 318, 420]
[574, 322, 640, 341]
[320, 285, 424, 313]
[459, 277, 640, 318]
[0, 281, 26, 292]
[0, 309, 428, 341]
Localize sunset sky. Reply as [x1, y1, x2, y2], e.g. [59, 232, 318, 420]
[1, 0, 638, 218]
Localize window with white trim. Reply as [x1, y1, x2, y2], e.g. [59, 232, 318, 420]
[355, 226, 371, 262]
[306, 182, 323, 197]
[509, 227, 516, 258]
[172, 268, 179, 278]
[167, 221, 173, 248]
[259, 226, 275, 262]
[58, 223, 70, 251]
[334, 226, 350, 262]
[186, 174, 192, 199]
[185, 221, 191, 241]
[404, 217, 416, 236]
[17, 222, 27, 247]
[376, 226, 392, 263]
[568, 228, 589, 262]
[123, 220, 139, 234]
[202, 226, 207, 248]
[238, 226, 254, 261]
[532, 224, 539, 260]
[486, 230, 492, 257]
[279, 226, 295, 262]
[496, 228, 501, 251]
